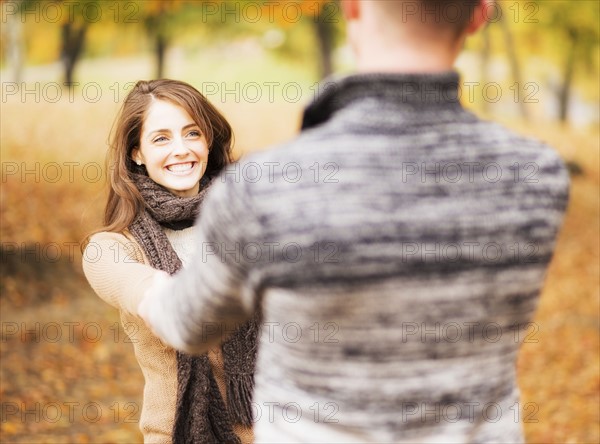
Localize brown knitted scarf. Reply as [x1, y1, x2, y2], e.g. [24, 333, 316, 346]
[128, 172, 258, 444]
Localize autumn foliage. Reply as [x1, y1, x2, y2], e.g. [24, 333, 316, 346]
[1, 89, 598, 442]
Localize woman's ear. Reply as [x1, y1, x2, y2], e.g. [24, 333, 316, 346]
[131, 148, 143, 166]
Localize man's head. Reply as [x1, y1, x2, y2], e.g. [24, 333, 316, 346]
[373, 1, 481, 35]
[341, 0, 492, 73]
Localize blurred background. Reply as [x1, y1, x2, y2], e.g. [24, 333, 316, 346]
[1, 0, 598, 442]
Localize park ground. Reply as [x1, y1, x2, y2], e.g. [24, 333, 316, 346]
[1, 75, 598, 442]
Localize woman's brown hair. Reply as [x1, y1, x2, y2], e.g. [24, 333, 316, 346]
[86, 79, 233, 245]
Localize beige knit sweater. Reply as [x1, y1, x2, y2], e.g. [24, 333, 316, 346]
[83, 229, 253, 443]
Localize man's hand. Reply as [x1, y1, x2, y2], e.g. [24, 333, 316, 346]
[138, 270, 172, 337]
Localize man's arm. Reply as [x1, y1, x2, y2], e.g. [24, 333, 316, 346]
[139, 175, 257, 354]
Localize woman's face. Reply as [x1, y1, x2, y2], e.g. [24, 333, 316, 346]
[133, 99, 209, 197]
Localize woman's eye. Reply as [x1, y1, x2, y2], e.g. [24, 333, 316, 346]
[153, 136, 168, 143]
[187, 130, 201, 138]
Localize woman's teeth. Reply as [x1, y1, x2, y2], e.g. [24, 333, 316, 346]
[167, 162, 194, 172]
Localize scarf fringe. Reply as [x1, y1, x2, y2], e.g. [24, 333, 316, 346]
[226, 373, 255, 427]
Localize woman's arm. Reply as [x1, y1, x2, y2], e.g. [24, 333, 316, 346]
[83, 231, 159, 315]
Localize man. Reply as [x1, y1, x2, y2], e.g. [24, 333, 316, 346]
[139, 1, 570, 442]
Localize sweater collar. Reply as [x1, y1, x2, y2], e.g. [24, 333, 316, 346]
[301, 71, 462, 130]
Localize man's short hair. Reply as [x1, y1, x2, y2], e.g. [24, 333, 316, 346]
[376, 0, 479, 34]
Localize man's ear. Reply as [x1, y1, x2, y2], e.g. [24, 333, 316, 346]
[466, 0, 495, 35]
[340, 0, 360, 21]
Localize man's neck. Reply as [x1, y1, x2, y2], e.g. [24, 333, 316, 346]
[354, 44, 460, 74]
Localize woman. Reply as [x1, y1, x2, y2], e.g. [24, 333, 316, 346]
[82, 79, 257, 443]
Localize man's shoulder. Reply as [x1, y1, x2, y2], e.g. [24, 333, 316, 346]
[477, 120, 570, 204]
[207, 131, 332, 214]
[468, 119, 565, 165]
[245, 129, 328, 162]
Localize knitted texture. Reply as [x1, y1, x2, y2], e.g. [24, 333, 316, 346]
[144, 72, 570, 442]
[83, 230, 177, 442]
[128, 174, 256, 443]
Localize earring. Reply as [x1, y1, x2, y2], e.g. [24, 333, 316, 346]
[136, 160, 142, 166]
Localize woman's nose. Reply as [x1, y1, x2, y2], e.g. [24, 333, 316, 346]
[171, 136, 189, 155]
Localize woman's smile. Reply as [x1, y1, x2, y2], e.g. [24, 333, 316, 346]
[165, 161, 198, 175]
[133, 99, 210, 197]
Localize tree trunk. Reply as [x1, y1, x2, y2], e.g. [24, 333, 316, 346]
[480, 25, 491, 114]
[559, 29, 578, 123]
[499, 9, 528, 121]
[156, 33, 166, 79]
[313, 4, 335, 79]
[61, 23, 88, 89]
[2, 0, 25, 83]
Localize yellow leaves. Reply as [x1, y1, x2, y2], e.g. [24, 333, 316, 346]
[0, 301, 144, 440]
[1, 420, 24, 435]
[142, 0, 186, 17]
[1, 96, 598, 442]
[515, 124, 600, 443]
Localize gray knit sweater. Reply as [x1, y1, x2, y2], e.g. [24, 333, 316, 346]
[144, 72, 570, 443]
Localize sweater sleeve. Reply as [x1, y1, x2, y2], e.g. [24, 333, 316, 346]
[140, 174, 259, 354]
[82, 231, 159, 316]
